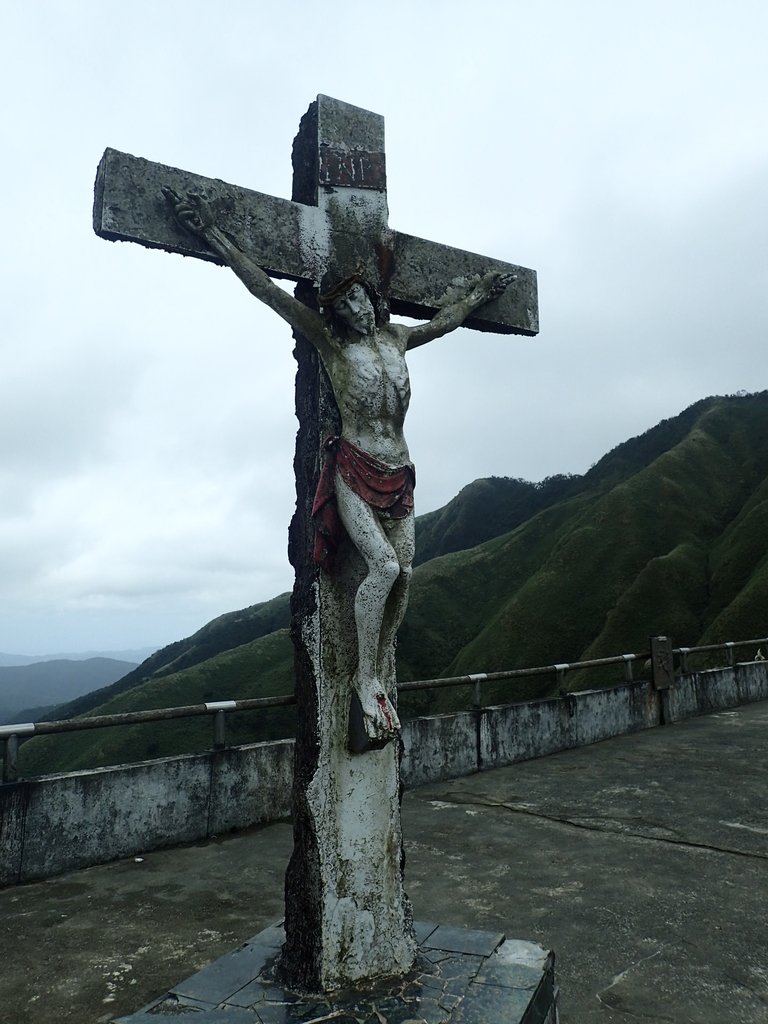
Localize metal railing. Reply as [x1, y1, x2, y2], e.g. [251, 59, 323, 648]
[2, 635, 766, 783]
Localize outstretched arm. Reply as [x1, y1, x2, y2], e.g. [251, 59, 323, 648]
[163, 188, 330, 352]
[406, 271, 516, 350]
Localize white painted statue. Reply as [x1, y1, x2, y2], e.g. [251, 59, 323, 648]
[165, 189, 513, 747]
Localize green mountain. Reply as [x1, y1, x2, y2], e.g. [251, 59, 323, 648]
[401, 393, 768, 696]
[414, 473, 579, 565]
[17, 392, 768, 775]
[44, 593, 292, 725]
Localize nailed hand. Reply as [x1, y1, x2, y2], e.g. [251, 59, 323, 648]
[486, 270, 517, 300]
[162, 187, 214, 237]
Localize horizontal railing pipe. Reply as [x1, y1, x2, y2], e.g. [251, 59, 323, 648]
[23, 693, 297, 738]
[3, 635, 767, 783]
[675, 637, 768, 656]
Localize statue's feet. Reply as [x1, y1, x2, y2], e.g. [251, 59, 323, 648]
[353, 676, 401, 744]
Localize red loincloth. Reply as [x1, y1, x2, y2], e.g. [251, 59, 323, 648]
[312, 436, 416, 572]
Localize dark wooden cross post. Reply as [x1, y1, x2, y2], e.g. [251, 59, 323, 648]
[94, 94, 538, 993]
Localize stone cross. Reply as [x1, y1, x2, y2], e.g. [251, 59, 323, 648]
[94, 95, 538, 993]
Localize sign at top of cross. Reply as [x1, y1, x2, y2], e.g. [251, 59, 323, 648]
[94, 94, 538, 339]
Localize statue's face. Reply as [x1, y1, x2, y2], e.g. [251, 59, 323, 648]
[333, 283, 376, 336]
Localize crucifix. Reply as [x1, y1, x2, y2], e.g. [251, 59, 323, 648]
[94, 95, 538, 994]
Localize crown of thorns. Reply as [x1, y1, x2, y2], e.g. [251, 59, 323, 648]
[318, 270, 368, 307]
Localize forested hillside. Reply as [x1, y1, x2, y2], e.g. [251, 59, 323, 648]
[18, 392, 768, 774]
[398, 395, 768, 700]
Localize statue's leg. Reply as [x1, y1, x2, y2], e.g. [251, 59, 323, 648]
[334, 474, 402, 740]
[378, 514, 415, 687]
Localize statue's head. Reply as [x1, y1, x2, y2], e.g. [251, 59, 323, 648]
[320, 273, 382, 337]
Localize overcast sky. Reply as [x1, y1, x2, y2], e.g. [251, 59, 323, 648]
[1, 1, 766, 655]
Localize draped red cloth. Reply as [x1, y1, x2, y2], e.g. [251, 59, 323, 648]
[312, 436, 416, 572]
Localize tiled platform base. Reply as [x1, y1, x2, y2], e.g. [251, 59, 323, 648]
[114, 921, 558, 1024]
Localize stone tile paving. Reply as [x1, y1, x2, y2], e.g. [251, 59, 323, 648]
[114, 922, 557, 1024]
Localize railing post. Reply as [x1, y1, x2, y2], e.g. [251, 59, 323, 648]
[554, 663, 569, 692]
[205, 701, 238, 751]
[468, 674, 487, 771]
[650, 636, 675, 726]
[1, 723, 35, 783]
[650, 636, 675, 690]
[678, 647, 690, 674]
[725, 641, 735, 667]
[214, 710, 227, 750]
[622, 654, 635, 682]
[469, 673, 485, 711]
[3, 735, 19, 783]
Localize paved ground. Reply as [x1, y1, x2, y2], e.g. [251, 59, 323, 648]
[2, 702, 767, 1024]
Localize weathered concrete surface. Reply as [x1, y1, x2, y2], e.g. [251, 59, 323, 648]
[480, 679, 659, 769]
[93, 147, 537, 335]
[0, 741, 293, 885]
[667, 660, 768, 722]
[401, 710, 478, 786]
[2, 701, 766, 1024]
[283, 96, 416, 991]
[207, 740, 294, 836]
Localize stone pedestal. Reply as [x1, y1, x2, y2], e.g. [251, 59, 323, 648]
[113, 922, 559, 1024]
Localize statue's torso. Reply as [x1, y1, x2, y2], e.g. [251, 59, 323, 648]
[326, 325, 411, 467]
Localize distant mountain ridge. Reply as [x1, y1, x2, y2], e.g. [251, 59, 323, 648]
[43, 593, 292, 725]
[0, 658, 139, 725]
[16, 392, 768, 774]
[0, 648, 157, 667]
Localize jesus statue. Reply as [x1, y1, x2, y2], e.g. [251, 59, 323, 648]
[164, 187, 513, 747]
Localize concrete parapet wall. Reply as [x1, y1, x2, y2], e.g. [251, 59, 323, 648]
[2, 664, 766, 886]
[208, 740, 294, 835]
[665, 661, 768, 722]
[480, 679, 660, 770]
[1, 740, 293, 886]
[400, 711, 477, 787]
